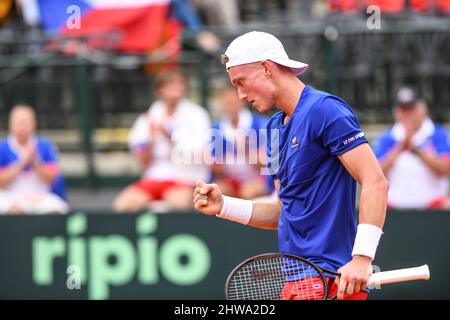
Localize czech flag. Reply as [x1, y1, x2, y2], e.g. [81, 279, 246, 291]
[35, 0, 181, 53]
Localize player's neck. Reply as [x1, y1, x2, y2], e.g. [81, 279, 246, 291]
[275, 78, 305, 120]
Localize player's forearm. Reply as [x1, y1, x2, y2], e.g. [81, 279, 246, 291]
[350, 176, 388, 261]
[248, 199, 282, 230]
[358, 176, 388, 228]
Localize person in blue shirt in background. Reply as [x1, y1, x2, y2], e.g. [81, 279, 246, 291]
[193, 32, 388, 300]
[373, 86, 450, 210]
[0, 104, 68, 214]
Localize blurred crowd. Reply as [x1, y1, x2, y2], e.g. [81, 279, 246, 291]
[328, 0, 450, 14]
[1, 1, 450, 214]
[1, 1, 450, 47]
[373, 87, 450, 210]
[0, 71, 276, 214]
[1, 76, 449, 214]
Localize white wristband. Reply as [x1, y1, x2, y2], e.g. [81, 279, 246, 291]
[216, 196, 253, 225]
[351, 224, 383, 260]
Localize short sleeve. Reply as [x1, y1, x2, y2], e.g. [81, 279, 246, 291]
[314, 97, 368, 156]
[432, 126, 450, 157]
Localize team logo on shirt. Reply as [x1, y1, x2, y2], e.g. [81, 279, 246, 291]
[291, 136, 299, 148]
[342, 132, 365, 145]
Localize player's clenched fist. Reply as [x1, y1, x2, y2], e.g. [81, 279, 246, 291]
[193, 180, 224, 215]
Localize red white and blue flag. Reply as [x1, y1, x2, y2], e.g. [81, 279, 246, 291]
[25, 0, 180, 52]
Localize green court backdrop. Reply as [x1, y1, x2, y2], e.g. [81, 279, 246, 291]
[0, 211, 447, 300]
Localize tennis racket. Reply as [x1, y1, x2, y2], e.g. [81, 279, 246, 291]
[225, 253, 430, 300]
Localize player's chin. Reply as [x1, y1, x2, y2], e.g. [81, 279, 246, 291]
[253, 103, 271, 114]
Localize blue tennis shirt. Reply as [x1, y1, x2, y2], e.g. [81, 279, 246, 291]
[266, 85, 368, 272]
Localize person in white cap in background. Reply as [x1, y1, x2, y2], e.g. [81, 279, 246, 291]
[193, 31, 389, 300]
[373, 86, 450, 210]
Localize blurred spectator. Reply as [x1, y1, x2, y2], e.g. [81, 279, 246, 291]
[113, 71, 211, 213]
[373, 86, 450, 209]
[0, 104, 69, 214]
[190, 0, 240, 30]
[16, 0, 220, 56]
[210, 86, 274, 200]
[170, 0, 221, 53]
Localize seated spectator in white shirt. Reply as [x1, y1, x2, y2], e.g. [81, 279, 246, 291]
[113, 71, 211, 212]
[373, 86, 450, 209]
[0, 104, 69, 214]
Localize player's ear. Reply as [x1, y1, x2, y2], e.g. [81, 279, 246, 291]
[260, 60, 271, 78]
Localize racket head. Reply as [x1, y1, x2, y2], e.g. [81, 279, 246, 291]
[225, 253, 331, 300]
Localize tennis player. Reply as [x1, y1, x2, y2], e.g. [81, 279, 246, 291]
[193, 31, 388, 300]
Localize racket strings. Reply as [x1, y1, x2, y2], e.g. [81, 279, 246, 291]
[227, 256, 327, 300]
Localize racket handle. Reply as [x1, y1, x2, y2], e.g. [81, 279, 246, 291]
[368, 264, 430, 286]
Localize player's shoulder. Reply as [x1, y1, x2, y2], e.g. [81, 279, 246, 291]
[299, 87, 356, 132]
[307, 87, 355, 118]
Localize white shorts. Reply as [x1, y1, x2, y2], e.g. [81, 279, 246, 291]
[0, 191, 69, 214]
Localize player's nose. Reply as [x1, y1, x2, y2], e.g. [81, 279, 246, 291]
[237, 88, 247, 101]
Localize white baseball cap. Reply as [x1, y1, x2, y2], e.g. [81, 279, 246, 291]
[221, 31, 309, 76]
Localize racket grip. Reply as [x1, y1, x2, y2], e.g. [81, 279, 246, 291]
[368, 264, 430, 286]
